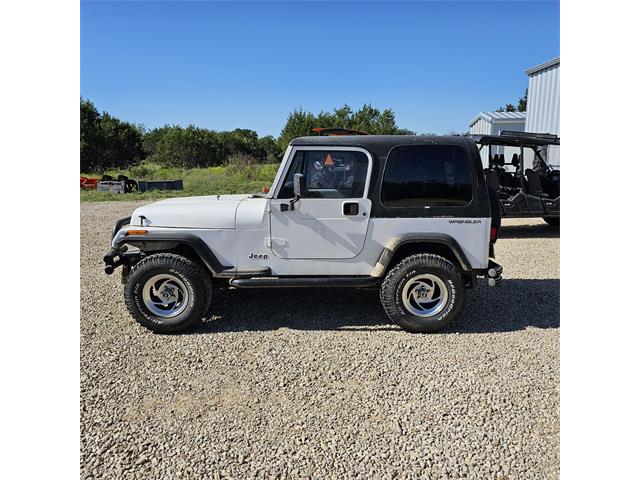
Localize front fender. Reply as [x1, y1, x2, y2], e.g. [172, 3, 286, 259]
[110, 227, 231, 275]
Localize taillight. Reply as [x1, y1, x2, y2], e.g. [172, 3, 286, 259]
[490, 227, 498, 242]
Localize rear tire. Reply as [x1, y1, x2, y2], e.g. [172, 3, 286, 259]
[124, 253, 212, 333]
[380, 254, 466, 333]
[543, 216, 560, 227]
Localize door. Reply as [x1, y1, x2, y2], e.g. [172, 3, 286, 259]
[269, 147, 372, 259]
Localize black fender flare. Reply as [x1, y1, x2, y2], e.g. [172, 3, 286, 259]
[113, 229, 231, 275]
[371, 233, 473, 277]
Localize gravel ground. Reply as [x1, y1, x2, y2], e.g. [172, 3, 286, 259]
[81, 201, 559, 480]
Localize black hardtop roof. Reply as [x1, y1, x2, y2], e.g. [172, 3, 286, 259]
[290, 134, 475, 150]
[289, 134, 490, 219]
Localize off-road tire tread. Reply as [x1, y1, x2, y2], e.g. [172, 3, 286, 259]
[124, 253, 212, 333]
[380, 253, 465, 333]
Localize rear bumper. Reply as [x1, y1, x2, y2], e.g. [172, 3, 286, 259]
[485, 259, 503, 286]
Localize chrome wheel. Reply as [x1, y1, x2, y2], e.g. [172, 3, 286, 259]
[142, 274, 190, 318]
[401, 274, 449, 318]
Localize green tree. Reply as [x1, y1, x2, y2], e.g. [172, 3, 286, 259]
[81, 99, 412, 172]
[496, 89, 528, 113]
[257, 135, 281, 163]
[278, 104, 414, 149]
[142, 125, 173, 159]
[80, 98, 145, 172]
[518, 88, 528, 112]
[147, 125, 224, 168]
[98, 113, 145, 170]
[277, 109, 317, 151]
[142, 126, 280, 168]
[80, 98, 102, 172]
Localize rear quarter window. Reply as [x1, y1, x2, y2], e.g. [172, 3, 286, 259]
[381, 145, 473, 207]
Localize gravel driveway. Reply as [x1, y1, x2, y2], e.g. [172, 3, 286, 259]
[81, 201, 559, 480]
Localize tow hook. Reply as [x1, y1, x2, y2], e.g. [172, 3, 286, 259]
[486, 260, 503, 287]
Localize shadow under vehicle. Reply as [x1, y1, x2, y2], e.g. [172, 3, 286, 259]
[473, 131, 560, 226]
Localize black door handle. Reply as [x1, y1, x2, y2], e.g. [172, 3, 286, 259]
[343, 202, 359, 216]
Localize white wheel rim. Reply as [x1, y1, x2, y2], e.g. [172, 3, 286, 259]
[401, 274, 449, 318]
[142, 274, 190, 318]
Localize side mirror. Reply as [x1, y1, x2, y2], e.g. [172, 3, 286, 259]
[293, 173, 307, 199]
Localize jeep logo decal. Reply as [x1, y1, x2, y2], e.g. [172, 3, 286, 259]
[249, 253, 269, 260]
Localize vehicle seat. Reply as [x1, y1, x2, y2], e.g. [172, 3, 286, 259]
[498, 154, 505, 166]
[485, 170, 499, 191]
[525, 169, 549, 198]
[506, 154, 522, 189]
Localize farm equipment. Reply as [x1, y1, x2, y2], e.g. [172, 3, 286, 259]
[81, 175, 183, 193]
[138, 180, 183, 192]
[100, 175, 139, 193]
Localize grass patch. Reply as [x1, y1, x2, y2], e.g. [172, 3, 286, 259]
[81, 163, 279, 202]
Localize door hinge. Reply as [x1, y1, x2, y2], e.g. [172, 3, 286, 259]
[264, 237, 272, 247]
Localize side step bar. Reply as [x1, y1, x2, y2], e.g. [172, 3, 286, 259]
[229, 276, 380, 288]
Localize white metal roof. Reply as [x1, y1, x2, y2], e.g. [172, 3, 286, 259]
[469, 111, 526, 127]
[526, 57, 560, 75]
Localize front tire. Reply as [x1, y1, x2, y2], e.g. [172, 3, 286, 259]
[380, 254, 465, 333]
[124, 253, 212, 333]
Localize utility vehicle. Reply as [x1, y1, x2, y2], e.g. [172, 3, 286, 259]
[104, 135, 503, 333]
[474, 131, 560, 226]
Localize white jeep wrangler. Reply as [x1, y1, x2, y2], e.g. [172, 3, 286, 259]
[104, 135, 502, 333]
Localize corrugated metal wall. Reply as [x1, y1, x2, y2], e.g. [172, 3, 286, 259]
[525, 62, 560, 165]
[469, 118, 492, 135]
[469, 118, 491, 166]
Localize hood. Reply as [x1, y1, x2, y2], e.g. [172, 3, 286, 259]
[130, 194, 252, 229]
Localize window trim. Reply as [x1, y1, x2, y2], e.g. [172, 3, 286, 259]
[273, 146, 373, 200]
[379, 144, 475, 209]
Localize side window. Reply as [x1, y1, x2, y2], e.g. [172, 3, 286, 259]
[381, 145, 473, 207]
[277, 150, 369, 199]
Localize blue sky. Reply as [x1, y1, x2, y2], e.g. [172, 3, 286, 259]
[81, 1, 559, 136]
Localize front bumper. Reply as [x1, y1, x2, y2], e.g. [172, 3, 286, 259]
[104, 217, 144, 275]
[103, 247, 142, 275]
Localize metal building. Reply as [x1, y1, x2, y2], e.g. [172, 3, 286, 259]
[469, 111, 526, 167]
[524, 57, 560, 166]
